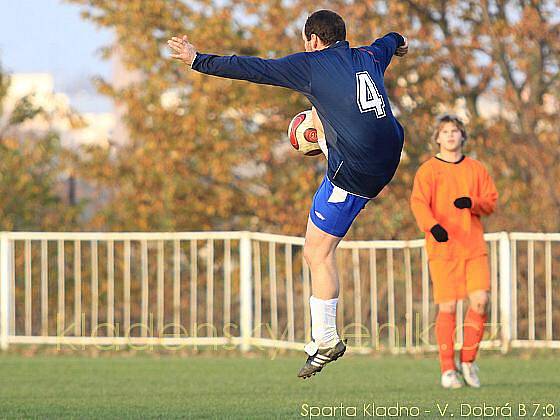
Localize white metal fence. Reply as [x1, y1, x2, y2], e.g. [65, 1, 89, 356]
[0, 231, 558, 353]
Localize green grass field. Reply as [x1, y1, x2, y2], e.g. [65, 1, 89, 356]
[0, 352, 559, 418]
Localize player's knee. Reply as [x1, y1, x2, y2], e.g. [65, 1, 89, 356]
[471, 294, 488, 314]
[303, 244, 317, 267]
[438, 301, 456, 313]
[303, 243, 330, 267]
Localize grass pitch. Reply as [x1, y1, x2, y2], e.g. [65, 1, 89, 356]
[0, 351, 559, 418]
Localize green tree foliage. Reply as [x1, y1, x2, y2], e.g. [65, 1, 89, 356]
[68, 0, 559, 237]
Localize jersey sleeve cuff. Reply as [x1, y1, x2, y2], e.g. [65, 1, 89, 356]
[191, 52, 202, 70]
[388, 32, 406, 47]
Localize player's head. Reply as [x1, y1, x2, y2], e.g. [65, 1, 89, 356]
[432, 114, 467, 152]
[302, 10, 346, 52]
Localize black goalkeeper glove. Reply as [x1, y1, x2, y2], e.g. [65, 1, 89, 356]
[454, 197, 472, 209]
[430, 224, 449, 242]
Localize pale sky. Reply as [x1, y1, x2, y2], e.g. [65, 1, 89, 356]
[0, 0, 112, 112]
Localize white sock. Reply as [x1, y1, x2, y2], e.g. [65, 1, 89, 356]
[310, 295, 339, 347]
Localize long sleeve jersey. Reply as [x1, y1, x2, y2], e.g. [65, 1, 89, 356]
[192, 34, 406, 198]
[410, 156, 498, 260]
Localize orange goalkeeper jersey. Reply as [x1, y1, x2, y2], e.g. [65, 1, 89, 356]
[410, 156, 498, 260]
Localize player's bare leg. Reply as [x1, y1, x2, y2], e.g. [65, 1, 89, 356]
[460, 290, 488, 388]
[303, 217, 341, 299]
[297, 218, 346, 378]
[311, 107, 329, 158]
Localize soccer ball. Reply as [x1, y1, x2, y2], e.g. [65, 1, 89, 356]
[287, 110, 322, 156]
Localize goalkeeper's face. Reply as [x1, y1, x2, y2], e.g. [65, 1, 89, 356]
[436, 122, 464, 152]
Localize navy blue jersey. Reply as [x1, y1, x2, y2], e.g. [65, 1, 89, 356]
[192, 33, 405, 198]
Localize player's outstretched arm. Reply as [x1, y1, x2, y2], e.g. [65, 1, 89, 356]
[366, 33, 408, 72]
[167, 34, 311, 93]
[168, 35, 197, 66]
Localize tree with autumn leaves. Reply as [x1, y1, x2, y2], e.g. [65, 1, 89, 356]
[67, 0, 558, 237]
[0, 65, 82, 231]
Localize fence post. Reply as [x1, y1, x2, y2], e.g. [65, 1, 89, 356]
[239, 232, 253, 352]
[0, 234, 12, 350]
[499, 231, 512, 354]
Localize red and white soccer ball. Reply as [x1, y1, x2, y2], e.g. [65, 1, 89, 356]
[287, 110, 322, 156]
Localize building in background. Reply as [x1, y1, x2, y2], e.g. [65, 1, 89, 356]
[4, 73, 115, 148]
[3, 72, 116, 211]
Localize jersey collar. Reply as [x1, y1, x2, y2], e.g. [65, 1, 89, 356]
[326, 40, 349, 50]
[435, 155, 466, 164]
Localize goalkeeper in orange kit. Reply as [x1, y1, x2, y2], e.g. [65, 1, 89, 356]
[410, 115, 498, 389]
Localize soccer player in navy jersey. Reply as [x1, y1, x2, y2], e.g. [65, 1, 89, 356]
[168, 10, 408, 378]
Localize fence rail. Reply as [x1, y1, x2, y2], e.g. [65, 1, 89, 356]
[0, 231, 558, 353]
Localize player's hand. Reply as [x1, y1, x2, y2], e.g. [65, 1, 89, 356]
[167, 35, 197, 67]
[430, 224, 448, 242]
[395, 36, 408, 57]
[454, 197, 472, 209]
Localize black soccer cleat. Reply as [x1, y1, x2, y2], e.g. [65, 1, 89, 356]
[297, 340, 347, 379]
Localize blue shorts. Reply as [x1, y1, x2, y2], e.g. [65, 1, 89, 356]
[309, 177, 369, 238]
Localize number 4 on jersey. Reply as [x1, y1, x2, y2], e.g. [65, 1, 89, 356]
[356, 71, 386, 118]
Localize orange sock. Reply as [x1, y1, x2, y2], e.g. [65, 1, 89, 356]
[436, 311, 456, 373]
[461, 308, 486, 363]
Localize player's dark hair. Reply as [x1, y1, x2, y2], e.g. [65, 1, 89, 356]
[304, 10, 346, 46]
[432, 114, 468, 145]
